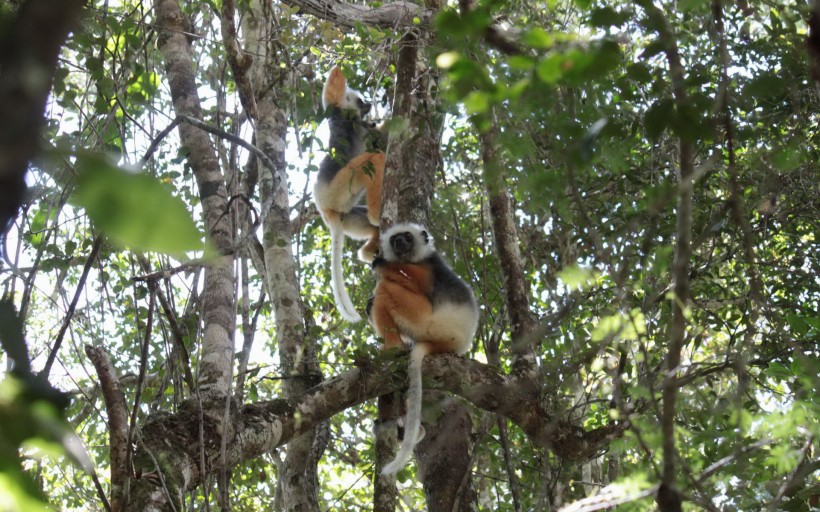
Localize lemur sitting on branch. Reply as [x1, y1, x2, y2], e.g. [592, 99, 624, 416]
[367, 223, 479, 475]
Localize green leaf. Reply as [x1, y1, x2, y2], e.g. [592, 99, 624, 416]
[537, 54, 564, 83]
[765, 362, 793, 381]
[524, 28, 555, 49]
[589, 7, 629, 28]
[626, 62, 652, 83]
[557, 265, 600, 290]
[70, 153, 205, 256]
[640, 40, 666, 60]
[785, 314, 810, 337]
[463, 91, 490, 114]
[771, 146, 801, 171]
[435, 8, 490, 37]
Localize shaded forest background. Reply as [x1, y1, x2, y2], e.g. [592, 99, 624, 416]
[0, 0, 818, 510]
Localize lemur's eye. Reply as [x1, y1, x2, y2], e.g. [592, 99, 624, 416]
[421, 231, 429, 243]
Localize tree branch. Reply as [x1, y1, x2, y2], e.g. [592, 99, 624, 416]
[0, 0, 86, 231]
[635, 3, 694, 511]
[808, 0, 820, 86]
[155, 0, 236, 398]
[478, 110, 537, 377]
[281, 0, 433, 29]
[125, 352, 624, 509]
[84, 345, 128, 512]
[42, 235, 102, 379]
[220, 0, 257, 118]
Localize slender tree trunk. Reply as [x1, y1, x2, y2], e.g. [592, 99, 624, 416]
[634, 3, 692, 510]
[155, 0, 236, 399]
[243, 3, 323, 510]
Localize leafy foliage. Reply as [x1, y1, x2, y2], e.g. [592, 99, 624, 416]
[0, 0, 817, 510]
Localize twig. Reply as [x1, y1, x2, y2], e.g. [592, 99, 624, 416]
[124, 282, 156, 509]
[140, 116, 182, 165]
[696, 439, 771, 483]
[132, 259, 202, 282]
[497, 417, 522, 512]
[42, 235, 103, 379]
[136, 255, 196, 392]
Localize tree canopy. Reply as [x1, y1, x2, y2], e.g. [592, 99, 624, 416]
[0, 0, 818, 510]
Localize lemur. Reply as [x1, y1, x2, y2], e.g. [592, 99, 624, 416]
[366, 223, 479, 475]
[314, 67, 385, 323]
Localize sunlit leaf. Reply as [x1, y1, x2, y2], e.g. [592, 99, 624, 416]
[71, 153, 205, 256]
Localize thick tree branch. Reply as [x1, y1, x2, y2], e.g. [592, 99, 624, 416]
[155, 0, 236, 398]
[380, 31, 426, 227]
[220, 0, 257, 118]
[374, 32, 421, 510]
[281, 0, 432, 29]
[242, 1, 323, 508]
[124, 352, 624, 510]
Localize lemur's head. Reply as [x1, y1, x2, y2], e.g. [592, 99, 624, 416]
[341, 89, 371, 118]
[380, 223, 435, 263]
[322, 67, 371, 118]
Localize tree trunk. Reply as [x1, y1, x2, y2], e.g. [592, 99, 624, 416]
[417, 395, 477, 512]
[243, 2, 324, 510]
[155, 0, 236, 399]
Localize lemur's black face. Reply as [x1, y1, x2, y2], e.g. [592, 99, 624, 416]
[390, 231, 414, 257]
[390, 230, 429, 259]
[356, 97, 371, 117]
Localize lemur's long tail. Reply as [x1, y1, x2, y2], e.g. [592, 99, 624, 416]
[381, 343, 430, 475]
[330, 223, 362, 322]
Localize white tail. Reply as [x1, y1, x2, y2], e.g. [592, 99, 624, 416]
[330, 224, 362, 322]
[381, 344, 430, 475]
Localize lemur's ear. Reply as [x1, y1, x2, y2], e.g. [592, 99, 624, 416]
[322, 67, 347, 109]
